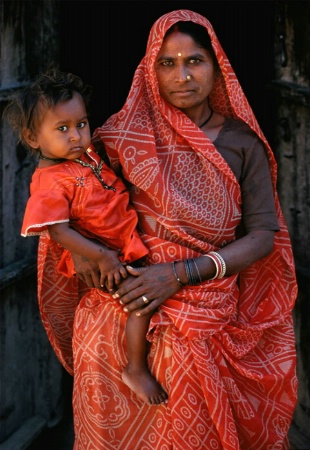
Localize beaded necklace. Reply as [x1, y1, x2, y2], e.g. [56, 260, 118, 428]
[74, 158, 116, 191]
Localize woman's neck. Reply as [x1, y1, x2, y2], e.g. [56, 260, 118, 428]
[183, 104, 213, 129]
[200, 112, 226, 142]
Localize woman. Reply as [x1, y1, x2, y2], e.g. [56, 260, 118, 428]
[39, 9, 297, 450]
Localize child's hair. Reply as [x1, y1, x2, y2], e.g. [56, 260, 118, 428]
[3, 65, 92, 153]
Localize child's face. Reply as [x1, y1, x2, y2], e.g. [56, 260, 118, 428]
[27, 91, 91, 160]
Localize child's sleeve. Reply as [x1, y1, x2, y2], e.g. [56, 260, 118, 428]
[21, 188, 70, 236]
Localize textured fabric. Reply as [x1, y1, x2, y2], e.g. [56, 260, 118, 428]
[22, 147, 148, 276]
[37, 9, 297, 450]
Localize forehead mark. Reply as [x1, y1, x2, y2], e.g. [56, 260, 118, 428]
[177, 52, 182, 57]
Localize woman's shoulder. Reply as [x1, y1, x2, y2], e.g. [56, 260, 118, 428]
[223, 117, 255, 135]
[215, 117, 261, 148]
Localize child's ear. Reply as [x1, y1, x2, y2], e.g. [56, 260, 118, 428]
[23, 128, 39, 149]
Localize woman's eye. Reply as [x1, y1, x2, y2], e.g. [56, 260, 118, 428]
[58, 125, 68, 132]
[161, 60, 173, 67]
[189, 59, 200, 65]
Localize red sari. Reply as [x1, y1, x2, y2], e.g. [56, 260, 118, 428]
[38, 10, 297, 449]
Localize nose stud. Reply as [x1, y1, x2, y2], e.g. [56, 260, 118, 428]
[186, 75, 191, 81]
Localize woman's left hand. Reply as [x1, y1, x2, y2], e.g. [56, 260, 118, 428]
[113, 263, 181, 316]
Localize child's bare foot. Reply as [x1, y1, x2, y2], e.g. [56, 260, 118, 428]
[122, 365, 168, 405]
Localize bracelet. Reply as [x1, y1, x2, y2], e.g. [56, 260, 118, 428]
[208, 251, 226, 279]
[203, 251, 226, 279]
[203, 254, 220, 279]
[172, 261, 187, 287]
[192, 259, 202, 284]
[184, 259, 195, 285]
[184, 258, 202, 285]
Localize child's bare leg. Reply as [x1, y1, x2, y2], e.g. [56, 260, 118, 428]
[122, 310, 168, 405]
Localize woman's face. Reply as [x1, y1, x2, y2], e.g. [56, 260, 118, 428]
[155, 31, 216, 112]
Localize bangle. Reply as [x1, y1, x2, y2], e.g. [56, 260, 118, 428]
[203, 251, 226, 279]
[172, 261, 187, 287]
[184, 259, 194, 285]
[192, 259, 202, 283]
[184, 258, 202, 285]
[208, 251, 226, 278]
[203, 254, 220, 279]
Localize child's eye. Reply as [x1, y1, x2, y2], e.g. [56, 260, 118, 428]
[77, 121, 87, 128]
[58, 125, 68, 132]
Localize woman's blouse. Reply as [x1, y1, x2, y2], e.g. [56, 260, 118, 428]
[214, 118, 279, 233]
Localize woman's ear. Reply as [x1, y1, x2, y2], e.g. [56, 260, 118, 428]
[22, 128, 39, 149]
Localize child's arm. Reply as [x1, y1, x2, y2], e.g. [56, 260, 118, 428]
[48, 222, 127, 291]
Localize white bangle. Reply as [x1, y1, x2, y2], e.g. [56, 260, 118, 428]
[208, 251, 226, 278]
[203, 254, 220, 279]
[203, 251, 226, 279]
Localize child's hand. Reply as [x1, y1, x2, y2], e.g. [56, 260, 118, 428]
[97, 247, 128, 292]
[102, 263, 128, 292]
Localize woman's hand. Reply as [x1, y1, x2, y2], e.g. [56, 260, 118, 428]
[113, 263, 182, 316]
[112, 230, 275, 315]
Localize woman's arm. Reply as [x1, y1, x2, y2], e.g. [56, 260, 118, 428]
[112, 230, 275, 316]
[48, 222, 127, 290]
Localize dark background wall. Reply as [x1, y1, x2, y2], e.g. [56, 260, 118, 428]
[58, 0, 275, 143]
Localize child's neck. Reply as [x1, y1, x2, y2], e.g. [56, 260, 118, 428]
[38, 153, 66, 167]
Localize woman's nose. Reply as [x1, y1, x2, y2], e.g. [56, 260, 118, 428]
[174, 65, 190, 82]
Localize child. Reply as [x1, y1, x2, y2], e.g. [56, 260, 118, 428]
[4, 66, 168, 405]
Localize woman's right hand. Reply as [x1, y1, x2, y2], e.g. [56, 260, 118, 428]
[112, 263, 183, 316]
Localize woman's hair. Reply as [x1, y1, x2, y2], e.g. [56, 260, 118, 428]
[3, 65, 92, 152]
[165, 21, 219, 70]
